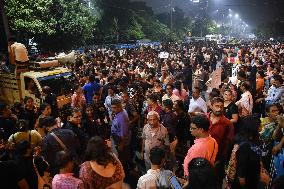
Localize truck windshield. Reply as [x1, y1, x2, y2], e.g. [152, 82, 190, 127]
[38, 72, 77, 96]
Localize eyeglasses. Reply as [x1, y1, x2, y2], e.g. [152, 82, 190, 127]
[190, 127, 198, 131]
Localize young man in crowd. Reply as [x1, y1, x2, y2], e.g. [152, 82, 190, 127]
[208, 97, 234, 187]
[137, 147, 173, 189]
[183, 114, 218, 177]
[110, 99, 131, 170]
[188, 87, 207, 117]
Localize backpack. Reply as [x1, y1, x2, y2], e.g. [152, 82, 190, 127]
[155, 169, 173, 189]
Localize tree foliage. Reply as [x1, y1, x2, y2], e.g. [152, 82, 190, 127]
[253, 21, 284, 40]
[3, 0, 220, 51]
[4, 0, 97, 50]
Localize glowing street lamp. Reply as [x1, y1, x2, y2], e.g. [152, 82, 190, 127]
[235, 13, 239, 18]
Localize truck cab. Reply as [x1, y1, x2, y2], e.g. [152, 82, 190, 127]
[0, 60, 76, 109]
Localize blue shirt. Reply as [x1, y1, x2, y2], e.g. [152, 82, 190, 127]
[82, 82, 101, 104]
[111, 109, 131, 145]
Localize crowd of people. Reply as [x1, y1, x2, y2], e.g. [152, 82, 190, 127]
[1, 40, 284, 189]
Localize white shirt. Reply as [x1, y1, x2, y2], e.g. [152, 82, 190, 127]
[188, 96, 207, 114]
[137, 169, 173, 189]
[10, 42, 29, 62]
[236, 91, 253, 115]
[104, 94, 120, 116]
[265, 85, 284, 104]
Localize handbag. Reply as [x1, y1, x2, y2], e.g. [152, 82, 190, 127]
[224, 144, 239, 189]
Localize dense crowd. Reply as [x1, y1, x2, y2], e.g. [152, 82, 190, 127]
[1, 40, 284, 189]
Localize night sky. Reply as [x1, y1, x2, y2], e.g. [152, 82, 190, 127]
[133, 0, 284, 27]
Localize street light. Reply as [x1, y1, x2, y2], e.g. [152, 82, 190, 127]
[229, 13, 232, 17]
[235, 13, 239, 18]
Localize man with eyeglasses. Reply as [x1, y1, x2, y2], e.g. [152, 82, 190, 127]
[183, 114, 218, 177]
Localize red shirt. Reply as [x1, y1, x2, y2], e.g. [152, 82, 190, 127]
[207, 113, 234, 158]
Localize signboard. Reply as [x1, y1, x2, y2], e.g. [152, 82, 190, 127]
[158, 52, 169, 59]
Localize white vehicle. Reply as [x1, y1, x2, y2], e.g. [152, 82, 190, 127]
[205, 34, 220, 42]
[0, 60, 76, 108]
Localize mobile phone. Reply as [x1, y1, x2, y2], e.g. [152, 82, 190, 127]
[169, 175, 183, 189]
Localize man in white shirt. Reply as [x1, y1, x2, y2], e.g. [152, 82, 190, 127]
[188, 87, 207, 116]
[137, 147, 173, 189]
[265, 75, 284, 105]
[8, 37, 29, 64]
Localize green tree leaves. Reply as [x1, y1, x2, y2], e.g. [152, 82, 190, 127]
[5, 0, 96, 50]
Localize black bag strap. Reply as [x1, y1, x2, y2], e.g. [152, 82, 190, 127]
[29, 130, 31, 142]
[50, 132, 67, 150]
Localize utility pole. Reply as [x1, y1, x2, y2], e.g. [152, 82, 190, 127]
[170, 0, 173, 33]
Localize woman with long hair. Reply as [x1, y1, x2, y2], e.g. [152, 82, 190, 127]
[79, 136, 125, 189]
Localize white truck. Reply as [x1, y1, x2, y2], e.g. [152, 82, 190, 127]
[0, 60, 76, 109]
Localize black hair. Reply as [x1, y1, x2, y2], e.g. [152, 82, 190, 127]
[8, 36, 16, 43]
[71, 108, 81, 116]
[210, 97, 224, 105]
[55, 151, 74, 170]
[147, 94, 158, 103]
[15, 140, 31, 156]
[238, 70, 246, 79]
[273, 175, 284, 189]
[24, 96, 33, 104]
[39, 102, 50, 113]
[174, 81, 182, 95]
[16, 119, 29, 132]
[166, 84, 174, 89]
[209, 88, 220, 99]
[107, 76, 114, 82]
[273, 75, 283, 84]
[42, 86, 51, 94]
[175, 100, 184, 110]
[241, 81, 251, 91]
[257, 70, 265, 78]
[265, 103, 278, 113]
[186, 158, 217, 189]
[149, 146, 165, 165]
[111, 99, 122, 106]
[162, 99, 173, 110]
[0, 102, 8, 115]
[238, 115, 260, 142]
[40, 116, 57, 128]
[89, 75, 95, 83]
[85, 136, 115, 167]
[191, 115, 210, 132]
[193, 86, 201, 93]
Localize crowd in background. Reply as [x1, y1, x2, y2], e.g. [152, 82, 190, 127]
[1, 40, 284, 189]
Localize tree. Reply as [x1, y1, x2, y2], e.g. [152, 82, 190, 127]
[93, 0, 171, 43]
[4, 0, 97, 51]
